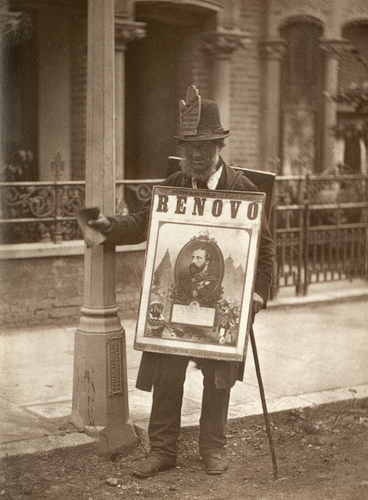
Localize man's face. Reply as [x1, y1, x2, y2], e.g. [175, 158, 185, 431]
[179, 140, 219, 181]
[189, 248, 208, 275]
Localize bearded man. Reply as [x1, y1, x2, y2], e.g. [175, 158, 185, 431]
[181, 246, 219, 304]
[88, 86, 274, 478]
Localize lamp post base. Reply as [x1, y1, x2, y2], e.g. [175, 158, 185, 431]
[71, 307, 138, 455]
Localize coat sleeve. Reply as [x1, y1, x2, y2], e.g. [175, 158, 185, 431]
[255, 212, 274, 307]
[104, 201, 151, 245]
[104, 172, 184, 246]
[236, 173, 274, 307]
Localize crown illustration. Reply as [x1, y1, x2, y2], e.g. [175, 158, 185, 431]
[190, 233, 218, 245]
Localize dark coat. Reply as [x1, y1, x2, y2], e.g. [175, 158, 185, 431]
[106, 162, 275, 390]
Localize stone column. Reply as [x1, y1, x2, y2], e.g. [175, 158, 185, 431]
[114, 19, 146, 214]
[71, 0, 138, 455]
[320, 40, 352, 172]
[259, 39, 286, 172]
[202, 28, 247, 162]
[0, 4, 21, 161]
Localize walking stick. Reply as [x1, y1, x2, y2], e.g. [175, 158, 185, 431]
[250, 326, 278, 480]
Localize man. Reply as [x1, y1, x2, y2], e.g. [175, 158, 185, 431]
[182, 245, 219, 304]
[88, 86, 274, 478]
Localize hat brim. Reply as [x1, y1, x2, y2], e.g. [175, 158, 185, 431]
[175, 130, 231, 142]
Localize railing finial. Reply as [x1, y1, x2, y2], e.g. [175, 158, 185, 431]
[50, 151, 65, 182]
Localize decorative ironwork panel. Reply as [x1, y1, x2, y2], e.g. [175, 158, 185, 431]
[307, 174, 366, 204]
[274, 176, 305, 205]
[1, 185, 55, 219]
[306, 226, 366, 282]
[106, 335, 124, 397]
[1, 175, 367, 300]
[0, 182, 85, 243]
[272, 173, 368, 296]
[118, 180, 157, 214]
[0, 180, 158, 243]
[58, 185, 85, 216]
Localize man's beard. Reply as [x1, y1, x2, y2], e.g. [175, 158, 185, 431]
[179, 152, 218, 182]
[189, 262, 206, 275]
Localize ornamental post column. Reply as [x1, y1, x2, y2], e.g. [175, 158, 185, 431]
[259, 39, 286, 172]
[202, 29, 247, 162]
[320, 39, 352, 172]
[71, 0, 138, 455]
[0, 3, 21, 160]
[114, 16, 146, 213]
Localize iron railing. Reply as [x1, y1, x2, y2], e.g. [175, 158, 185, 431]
[0, 178, 160, 244]
[1, 172, 367, 296]
[271, 173, 368, 296]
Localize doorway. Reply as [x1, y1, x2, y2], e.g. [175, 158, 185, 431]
[125, 3, 215, 179]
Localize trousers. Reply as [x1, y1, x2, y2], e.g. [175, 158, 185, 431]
[147, 353, 231, 464]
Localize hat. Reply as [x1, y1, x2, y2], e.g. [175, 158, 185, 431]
[175, 85, 231, 142]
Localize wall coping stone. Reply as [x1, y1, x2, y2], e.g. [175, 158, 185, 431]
[0, 240, 146, 260]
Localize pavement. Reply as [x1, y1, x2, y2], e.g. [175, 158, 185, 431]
[1, 279, 368, 459]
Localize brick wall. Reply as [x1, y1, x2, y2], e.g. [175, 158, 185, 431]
[230, 0, 264, 170]
[0, 251, 145, 326]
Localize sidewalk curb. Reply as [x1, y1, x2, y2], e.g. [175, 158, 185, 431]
[2, 385, 368, 460]
[1, 286, 367, 460]
[267, 290, 368, 310]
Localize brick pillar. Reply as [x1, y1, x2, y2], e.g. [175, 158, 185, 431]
[202, 28, 247, 163]
[259, 39, 286, 172]
[114, 18, 146, 214]
[71, 0, 138, 455]
[320, 40, 352, 172]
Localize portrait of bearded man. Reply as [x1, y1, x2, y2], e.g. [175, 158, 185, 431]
[178, 244, 221, 305]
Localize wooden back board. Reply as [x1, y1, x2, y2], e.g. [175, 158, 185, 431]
[167, 156, 275, 221]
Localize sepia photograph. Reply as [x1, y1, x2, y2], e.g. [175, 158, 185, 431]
[1, 1, 368, 498]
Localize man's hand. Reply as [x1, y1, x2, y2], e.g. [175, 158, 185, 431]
[252, 292, 264, 316]
[88, 214, 112, 233]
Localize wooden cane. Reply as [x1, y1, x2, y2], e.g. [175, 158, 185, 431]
[250, 326, 278, 480]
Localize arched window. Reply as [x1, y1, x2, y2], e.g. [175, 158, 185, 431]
[2, 11, 38, 180]
[336, 22, 368, 174]
[280, 19, 324, 174]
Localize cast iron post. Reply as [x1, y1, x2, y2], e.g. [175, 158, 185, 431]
[71, 0, 138, 455]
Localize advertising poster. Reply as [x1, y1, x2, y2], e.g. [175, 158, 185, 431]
[134, 186, 265, 362]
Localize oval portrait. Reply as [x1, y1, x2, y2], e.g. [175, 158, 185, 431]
[174, 236, 225, 307]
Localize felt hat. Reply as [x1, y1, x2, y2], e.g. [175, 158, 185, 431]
[175, 85, 230, 141]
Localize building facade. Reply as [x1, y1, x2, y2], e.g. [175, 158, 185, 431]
[2, 0, 368, 182]
[1, 0, 368, 324]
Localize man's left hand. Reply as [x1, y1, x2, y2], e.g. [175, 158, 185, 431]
[252, 292, 264, 316]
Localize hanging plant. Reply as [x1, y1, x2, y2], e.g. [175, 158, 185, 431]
[330, 81, 368, 112]
[332, 119, 368, 141]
